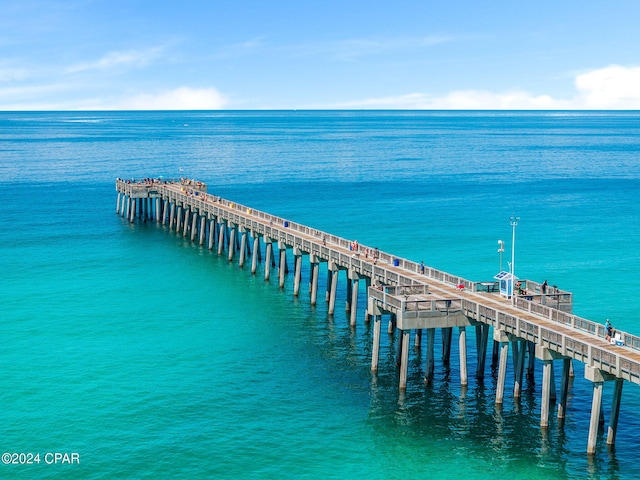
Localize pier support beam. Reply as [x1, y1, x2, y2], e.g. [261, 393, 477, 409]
[176, 205, 183, 233]
[264, 240, 273, 280]
[251, 235, 260, 274]
[217, 221, 225, 255]
[145, 198, 150, 220]
[239, 229, 248, 267]
[129, 198, 137, 223]
[228, 225, 237, 261]
[587, 378, 603, 454]
[607, 379, 624, 446]
[293, 249, 303, 296]
[442, 327, 453, 365]
[199, 215, 207, 245]
[120, 195, 127, 217]
[557, 357, 572, 420]
[278, 244, 287, 289]
[475, 324, 490, 379]
[190, 211, 198, 241]
[536, 345, 562, 428]
[161, 199, 168, 225]
[513, 339, 527, 398]
[348, 270, 361, 327]
[182, 207, 190, 237]
[207, 218, 216, 250]
[459, 326, 468, 386]
[363, 278, 372, 324]
[325, 266, 332, 303]
[327, 265, 339, 315]
[399, 329, 411, 390]
[527, 341, 536, 379]
[309, 258, 320, 305]
[140, 198, 146, 220]
[169, 202, 176, 230]
[415, 329, 422, 348]
[491, 340, 499, 369]
[585, 365, 618, 454]
[371, 314, 382, 373]
[424, 328, 435, 385]
[494, 329, 513, 405]
[540, 360, 553, 428]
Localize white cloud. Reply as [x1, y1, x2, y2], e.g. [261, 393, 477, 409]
[326, 91, 569, 110]
[425, 90, 565, 109]
[0, 84, 227, 111]
[326, 65, 640, 110]
[575, 65, 640, 108]
[115, 87, 227, 110]
[4, 62, 640, 111]
[67, 47, 164, 74]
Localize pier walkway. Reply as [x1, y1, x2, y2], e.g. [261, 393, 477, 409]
[116, 178, 639, 455]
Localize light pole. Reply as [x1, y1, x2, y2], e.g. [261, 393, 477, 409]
[497, 240, 504, 272]
[510, 215, 519, 298]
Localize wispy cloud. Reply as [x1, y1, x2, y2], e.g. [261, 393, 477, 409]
[0, 83, 227, 111]
[113, 87, 227, 110]
[67, 46, 165, 74]
[319, 65, 640, 109]
[0, 82, 88, 110]
[335, 35, 452, 61]
[4, 62, 640, 111]
[213, 38, 264, 59]
[288, 35, 452, 61]
[0, 68, 29, 82]
[322, 91, 566, 110]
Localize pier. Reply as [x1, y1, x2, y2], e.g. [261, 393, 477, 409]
[116, 177, 640, 455]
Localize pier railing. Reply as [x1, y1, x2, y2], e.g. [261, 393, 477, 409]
[456, 298, 640, 383]
[369, 286, 464, 314]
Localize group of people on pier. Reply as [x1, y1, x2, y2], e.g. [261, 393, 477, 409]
[351, 241, 380, 264]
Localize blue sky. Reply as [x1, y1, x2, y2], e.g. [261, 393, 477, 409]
[2, 0, 640, 110]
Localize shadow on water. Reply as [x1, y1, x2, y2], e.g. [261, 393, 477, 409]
[341, 323, 633, 479]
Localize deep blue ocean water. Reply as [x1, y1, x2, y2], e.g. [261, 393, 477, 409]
[1, 111, 639, 479]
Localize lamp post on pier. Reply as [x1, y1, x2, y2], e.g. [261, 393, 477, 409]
[497, 240, 504, 272]
[510, 215, 519, 301]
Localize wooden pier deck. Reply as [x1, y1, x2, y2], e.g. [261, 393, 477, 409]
[115, 177, 639, 454]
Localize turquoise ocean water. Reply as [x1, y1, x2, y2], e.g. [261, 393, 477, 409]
[1, 111, 639, 479]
